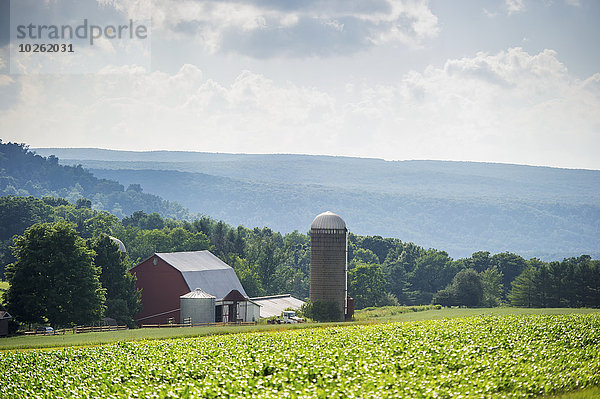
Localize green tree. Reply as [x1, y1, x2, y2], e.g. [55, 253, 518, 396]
[92, 235, 141, 327]
[466, 251, 491, 273]
[409, 250, 458, 304]
[75, 198, 92, 209]
[3, 221, 105, 327]
[491, 252, 526, 299]
[508, 266, 539, 307]
[433, 268, 483, 307]
[452, 268, 483, 307]
[349, 263, 387, 309]
[226, 255, 265, 297]
[480, 266, 504, 307]
[349, 248, 380, 269]
[432, 286, 457, 307]
[382, 253, 409, 305]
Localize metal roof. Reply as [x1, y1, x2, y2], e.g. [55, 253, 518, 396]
[249, 294, 305, 318]
[156, 251, 247, 300]
[310, 211, 347, 230]
[156, 251, 231, 272]
[180, 288, 216, 299]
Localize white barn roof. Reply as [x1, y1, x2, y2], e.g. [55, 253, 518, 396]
[156, 251, 247, 300]
[250, 294, 305, 318]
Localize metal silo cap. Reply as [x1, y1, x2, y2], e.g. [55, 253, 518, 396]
[311, 211, 347, 230]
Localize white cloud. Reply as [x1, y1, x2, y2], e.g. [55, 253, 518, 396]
[0, 75, 13, 86]
[145, 0, 439, 56]
[506, 0, 526, 15]
[1, 48, 599, 169]
[483, 8, 498, 18]
[340, 48, 599, 167]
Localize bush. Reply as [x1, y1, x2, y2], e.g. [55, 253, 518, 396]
[301, 300, 341, 322]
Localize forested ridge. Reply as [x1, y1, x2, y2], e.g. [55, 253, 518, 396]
[0, 141, 189, 219]
[34, 147, 600, 260]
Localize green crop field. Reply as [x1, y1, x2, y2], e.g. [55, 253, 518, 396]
[1, 313, 599, 398]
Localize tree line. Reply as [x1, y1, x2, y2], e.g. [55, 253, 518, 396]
[2, 194, 598, 332]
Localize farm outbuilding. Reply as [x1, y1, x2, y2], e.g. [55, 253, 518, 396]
[0, 306, 12, 336]
[250, 294, 306, 318]
[216, 289, 261, 323]
[131, 250, 248, 325]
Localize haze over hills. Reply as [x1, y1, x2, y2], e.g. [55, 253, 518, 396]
[34, 148, 600, 260]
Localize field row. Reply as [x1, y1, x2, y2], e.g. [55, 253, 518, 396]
[1, 314, 599, 398]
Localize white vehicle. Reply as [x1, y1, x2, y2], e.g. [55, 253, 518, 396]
[281, 310, 305, 323]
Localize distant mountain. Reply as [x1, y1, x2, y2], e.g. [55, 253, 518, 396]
[0, 141, 189, 219]
[33, 147, 600, 260]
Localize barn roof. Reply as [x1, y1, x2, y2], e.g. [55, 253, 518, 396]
[249, 294, 305, 318]
[155, 251, 247, 300]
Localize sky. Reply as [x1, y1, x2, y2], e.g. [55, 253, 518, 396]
[0, 0, 599, 169]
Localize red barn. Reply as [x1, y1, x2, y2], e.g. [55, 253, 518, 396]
[130, 251, 247, 325]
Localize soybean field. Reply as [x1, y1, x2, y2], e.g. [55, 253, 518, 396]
[1, 314, 599, 398]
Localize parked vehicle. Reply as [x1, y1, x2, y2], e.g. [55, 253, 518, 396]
[281, 310, 305, 324]
[36, 326, 54, 335]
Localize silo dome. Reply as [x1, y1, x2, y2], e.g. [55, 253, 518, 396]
[311, 211, 346, 230]
[109, 236, 127, 253]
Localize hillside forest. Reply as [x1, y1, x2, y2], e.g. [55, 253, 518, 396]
[1, 141, 599, 328]
[34, 146, 600, 260]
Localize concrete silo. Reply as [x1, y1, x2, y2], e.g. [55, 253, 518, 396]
[310, 211, 348, 321]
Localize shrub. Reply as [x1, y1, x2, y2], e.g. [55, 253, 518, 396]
[301, 300, 341, 322]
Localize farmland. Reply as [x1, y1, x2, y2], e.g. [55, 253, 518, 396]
[2, 307, 598, 351]
[1, 313, 599, 398]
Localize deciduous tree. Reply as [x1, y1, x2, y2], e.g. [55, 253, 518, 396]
[92, 235, 141, 327]
[4, 221, 105, 327]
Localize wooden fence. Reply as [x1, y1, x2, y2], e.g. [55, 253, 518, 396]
[141, 321, 257, 328]
[25, 325, 128, 335]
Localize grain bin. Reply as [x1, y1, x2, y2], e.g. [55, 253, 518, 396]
[310, 211, 348, 321]
[180, 288, 216, 324]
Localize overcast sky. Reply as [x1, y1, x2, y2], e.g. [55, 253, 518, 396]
[1, 0, 599, 169]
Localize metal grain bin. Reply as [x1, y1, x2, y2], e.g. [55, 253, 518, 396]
[180, 288, 216, 324]
[310, 211, 348, 321]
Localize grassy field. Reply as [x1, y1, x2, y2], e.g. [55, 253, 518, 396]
[0, 321, 349, 351]
[354, 306, 600, 323]
[1, 307, 599, 351]
[1, 313, 598, 398]
[545, 386, 600, 399]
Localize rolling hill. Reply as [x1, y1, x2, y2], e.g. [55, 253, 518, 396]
[33, 148, 600, 260]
